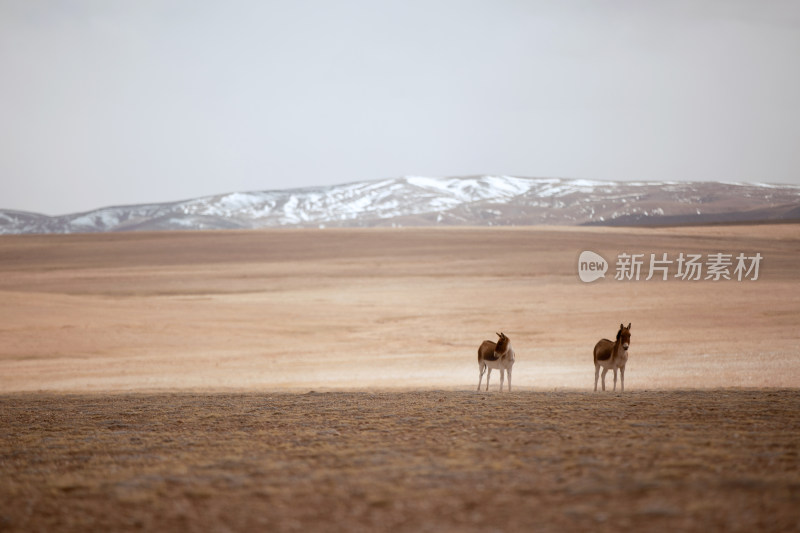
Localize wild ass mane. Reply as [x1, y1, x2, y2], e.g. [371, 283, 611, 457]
[494, 334, 510, 357]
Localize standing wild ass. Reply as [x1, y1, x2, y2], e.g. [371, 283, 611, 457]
[593, 323, 631, 392]
[477, 332, 515, 392]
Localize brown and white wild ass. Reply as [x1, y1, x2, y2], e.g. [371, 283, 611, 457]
[477, 332, 515, 392]
[593, 323, 631, 392]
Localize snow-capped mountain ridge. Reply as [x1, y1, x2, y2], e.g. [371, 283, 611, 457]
[2, 176, 799, 234]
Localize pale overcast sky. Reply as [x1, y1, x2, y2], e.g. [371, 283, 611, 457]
[1, 1, 798, 215]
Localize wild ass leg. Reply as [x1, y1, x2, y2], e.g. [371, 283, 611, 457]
[507, 367, 512, 392]
[594, 364, 600, 392]
[477, 364, 486, 392]
[613, 368, 618, 392]
[620, 366, 625, 393]
[485, 368, 492, 392]
[601, 367, 608, 391]
[499, 369, 505, 392]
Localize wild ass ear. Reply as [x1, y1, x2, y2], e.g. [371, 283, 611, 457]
[496, 332, 502, 338]
[620, 323, 624, 330]
[627, 323, 631, 330]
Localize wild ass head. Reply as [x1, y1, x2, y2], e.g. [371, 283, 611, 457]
[495, 332, 510, 355]
[616, 323, 632, 351]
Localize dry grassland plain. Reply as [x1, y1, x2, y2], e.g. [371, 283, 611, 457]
[1, 225, 799, 531]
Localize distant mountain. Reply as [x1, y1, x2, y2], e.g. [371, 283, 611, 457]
[2, 176, 799, 234]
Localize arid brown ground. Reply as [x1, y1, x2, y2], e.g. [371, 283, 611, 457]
[2, 390, 799, 532]
[1, 225, 798, 531]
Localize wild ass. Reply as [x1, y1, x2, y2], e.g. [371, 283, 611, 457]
[593, 323, 631, 392]
[477, 332, 515, 392]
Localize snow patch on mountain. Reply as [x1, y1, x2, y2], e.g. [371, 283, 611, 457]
[1, 175, 799, 234]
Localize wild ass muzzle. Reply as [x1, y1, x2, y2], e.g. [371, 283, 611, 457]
[477, 332, 515, 392]
[593, 323, 631, 392]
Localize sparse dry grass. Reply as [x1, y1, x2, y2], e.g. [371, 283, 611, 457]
[2, 390, 799, 532]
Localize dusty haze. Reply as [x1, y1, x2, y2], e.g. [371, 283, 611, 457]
[1, 225, 797, 392]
